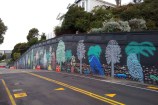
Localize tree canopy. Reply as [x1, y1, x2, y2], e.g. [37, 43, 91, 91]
[54, 6, 92, 36]
[27, 28, 39, 41]
[0, 18, 7, 44]
[54, 0, 158, 36]
[11, 42, 29, 60]
[11, 28, 46, 61]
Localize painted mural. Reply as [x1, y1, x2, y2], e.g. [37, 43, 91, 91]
[88, 45, 104, 76]
[125, 41, 156, 83]
[15, 33, 158, 85]
[56, 40, 66, 70]
[105, 40, 122, 77]
[77, 40, 86, 74]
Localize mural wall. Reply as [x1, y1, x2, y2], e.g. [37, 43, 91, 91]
[15, 31, 158, 85]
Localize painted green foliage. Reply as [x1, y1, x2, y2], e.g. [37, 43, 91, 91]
[88, 45, 104, 75]
[150, 75, 158, 81]
[125, 41, 156, 82]
[88, 45, 101, 58]
[56, 40, 66, 70]
[125, 42, 156, 60]
[65, 50, 72, 62]
[43, 49, 47, 69]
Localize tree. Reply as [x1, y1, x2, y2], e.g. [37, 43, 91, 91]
[56, 40, 65, 70]
[27, 37, 38, 47]
[0, 54, 6, 61]
[27, 28, 39, 41]
[105, 40, 121, 78]
[40, 33, 46, 42]
[13, 53, 21, 61]
[125, 41, 156, 82]
[11, 43, 29, 60]
[0, 18, 7, 44]
[90, 6, 113, 28]
[55, 5, 92, 36]
[77, 40, 86, 74]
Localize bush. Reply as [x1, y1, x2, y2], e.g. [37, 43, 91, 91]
[102, 21, 122, 32]
[146, 20, 156, 30]
[89, 28, 103, 33]
[129, 18, 147, 31]
[118, 21, 131, 32]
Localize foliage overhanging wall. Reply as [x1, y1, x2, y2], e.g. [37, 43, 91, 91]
[15, 31, 158, 85]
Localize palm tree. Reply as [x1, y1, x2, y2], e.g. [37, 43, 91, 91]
[125, 42, 156, 61]
[125, 41, 156, 82]
[88, 45, 104, 76]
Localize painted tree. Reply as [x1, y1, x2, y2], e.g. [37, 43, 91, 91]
[31, 49, 34, 69]
[77, 40, 86, 74]
[125, 41, 156, 82]
[56, 40, 65, 70]
[28, 53, 31, 68]
[105, 40, 121, 78]
[127, 54, 144, 82]
[88, 45, 104, 75]
[43, 49, 47, 69]
[47, 46, 52, 70]
[51, 50, 56, 70]
[39, 47, 44, 65]
[65, 50, 72, 63]
[35, 50, 39, 65]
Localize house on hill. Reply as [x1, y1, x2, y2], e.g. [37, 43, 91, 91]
[56, 0, 115, 26]
[74, 0, 116, 12]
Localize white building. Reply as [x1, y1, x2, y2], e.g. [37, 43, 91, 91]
[74, 0, 116, 12]
[56, 0, 116, 26]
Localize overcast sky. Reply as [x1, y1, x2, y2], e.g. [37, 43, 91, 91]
[0, 0, 131, 50]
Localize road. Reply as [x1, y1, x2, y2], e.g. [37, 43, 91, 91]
[0, 69, 158, 105]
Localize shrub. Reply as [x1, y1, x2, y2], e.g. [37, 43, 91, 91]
[102, 21, 122, 32]
[129, 18, 147, 31]
[89, 28, 103, 33]
[146, 20, 156, 30]
[118, 21, 131, 32]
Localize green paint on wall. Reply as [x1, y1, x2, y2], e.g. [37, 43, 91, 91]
[88, 45, 102, 58]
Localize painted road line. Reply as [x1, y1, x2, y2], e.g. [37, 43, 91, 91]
[55, 88, 65, 91]
[52, 71, 158, 93]
[147, 86, 158, 90]
[27, 72, 125, 105]
[14, 92, 27, 98]
[2, 79, 16, 105]
[105, 94, 116, 98]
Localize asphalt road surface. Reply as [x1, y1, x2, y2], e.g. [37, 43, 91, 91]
[0, 69, 158, 105]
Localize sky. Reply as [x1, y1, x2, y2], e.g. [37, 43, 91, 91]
[0, 0, 132, 50]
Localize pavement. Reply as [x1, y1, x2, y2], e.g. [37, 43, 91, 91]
[0, 69, 158, 105]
